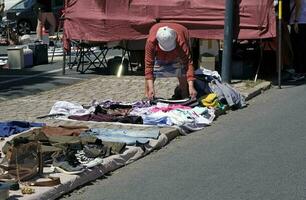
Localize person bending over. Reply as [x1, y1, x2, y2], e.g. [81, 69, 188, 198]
[145, 23, 197, 100]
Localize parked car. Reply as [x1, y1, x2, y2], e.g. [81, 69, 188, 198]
[3, 0, 63, 35]
[4, 0, 22, 11]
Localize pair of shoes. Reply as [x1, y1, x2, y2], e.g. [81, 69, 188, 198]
[75, 150, 94, 163]
[287, 73, 305, 82]
[83, 158, 103, 168]
[282, 70, 305, 82]
[75, 150, 103, 168]
[52, 153, 84, 175]
[52, 160, 84, 175]
[83, 144, 110, 158]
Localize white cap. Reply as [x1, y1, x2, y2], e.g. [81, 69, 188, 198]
[156, 26, 177, 52]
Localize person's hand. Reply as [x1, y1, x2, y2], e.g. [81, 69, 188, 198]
[146, 79, 155, 100]
[189, 85, 197, 99]
[146, 86, 155, 100]
[187, 80, 197, 99]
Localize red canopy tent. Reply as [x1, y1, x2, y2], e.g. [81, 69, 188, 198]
[63, 0, 276, 47]
[60, 0, 276, 74]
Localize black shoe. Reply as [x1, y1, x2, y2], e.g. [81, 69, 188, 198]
[83, 144, 110, 158]
[281, 70, 304, 82]
[52, 153, 84, 174]
[288, 73, 305, 82]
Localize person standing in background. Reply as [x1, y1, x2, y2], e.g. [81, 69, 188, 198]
[35, 0, 56, 41]
[290, 0, 306, 74]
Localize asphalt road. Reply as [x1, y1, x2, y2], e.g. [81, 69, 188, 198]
[61, 83, 306, 200]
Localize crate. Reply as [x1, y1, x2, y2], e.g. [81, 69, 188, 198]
[7, 46, 24, 69]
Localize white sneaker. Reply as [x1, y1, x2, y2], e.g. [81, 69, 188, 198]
[83, 158, 103, 168]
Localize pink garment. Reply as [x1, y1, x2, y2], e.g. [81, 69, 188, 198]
[150, 104, 192, 113]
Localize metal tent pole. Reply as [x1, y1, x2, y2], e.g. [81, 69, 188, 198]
[277, 0, 282, 89]
[221, 0, 235, 83]
[62, 0, 68, 75]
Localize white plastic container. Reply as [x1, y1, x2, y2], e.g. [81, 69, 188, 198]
[7, 46, 24, 69]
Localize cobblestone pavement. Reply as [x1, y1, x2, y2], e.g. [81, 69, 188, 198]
[0, 75, 178, 123]
[0, 74, 270, 125]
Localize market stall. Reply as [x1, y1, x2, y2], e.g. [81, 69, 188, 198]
[63, 0, 276, 43]
[62, 0, 276, 73]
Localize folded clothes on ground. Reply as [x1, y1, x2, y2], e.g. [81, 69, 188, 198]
[82, 128, 160, 145]
[0, 121, 45, 137]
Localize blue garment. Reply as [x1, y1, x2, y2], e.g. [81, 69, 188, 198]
[83, 128, 160, 145]
[0, 121, 46, 137]
[142, 116, 172, 126]
[209, 78, 246, 108]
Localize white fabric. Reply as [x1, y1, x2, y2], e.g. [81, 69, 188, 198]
[191, 107, 215, 125]
[195, 68, 222, 81]
[49, 101, 94, 116]
[129, 107, 153, 117]
[19, 35, 32, 45]
[139, 105, 215, 128]
[156, 26, 177, 52]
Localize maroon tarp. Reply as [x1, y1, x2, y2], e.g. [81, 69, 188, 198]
[63, 0, 276, 48]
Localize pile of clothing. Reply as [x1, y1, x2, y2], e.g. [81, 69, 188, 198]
[44, 69, 246, 134]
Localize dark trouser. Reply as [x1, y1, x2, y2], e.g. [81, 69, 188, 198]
[290, 24, 306, 73]
[282, 22, 294, 68]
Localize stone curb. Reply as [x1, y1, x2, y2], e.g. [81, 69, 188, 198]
[241, 81, 272, 101]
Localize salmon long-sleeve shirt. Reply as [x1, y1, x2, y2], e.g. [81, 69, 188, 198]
[145, 23, 195, 81]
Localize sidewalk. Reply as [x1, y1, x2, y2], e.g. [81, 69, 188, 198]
[0, 64, 271, 199]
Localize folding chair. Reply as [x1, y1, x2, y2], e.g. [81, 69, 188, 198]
[66, 40, 109, 74]
[50, 14, 65, 64]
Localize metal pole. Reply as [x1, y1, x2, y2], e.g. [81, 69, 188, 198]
[62, 51, 66, 75]
[221, 0, 234, 83]
[62, 0, 68, 75]
[277, 0, 282, 89]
